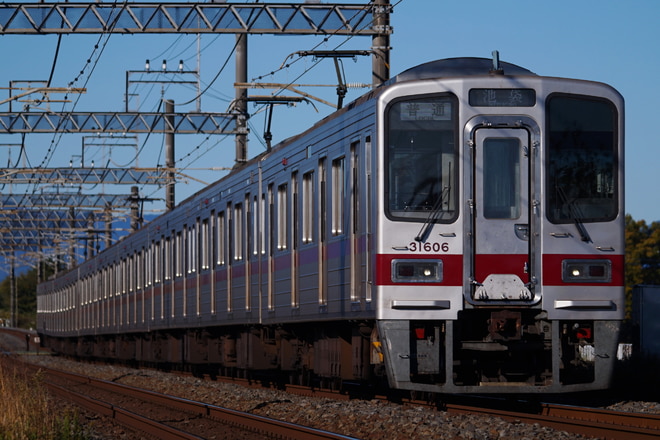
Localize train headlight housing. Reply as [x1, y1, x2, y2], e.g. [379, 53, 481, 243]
[392, 259, 443, 283]
[562, 259, 611, 283]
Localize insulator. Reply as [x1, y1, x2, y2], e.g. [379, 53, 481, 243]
[346, 82, 370, 88]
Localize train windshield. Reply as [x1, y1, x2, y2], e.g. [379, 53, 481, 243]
[547, 95, 619, 223]
[385, 95, 458, 222]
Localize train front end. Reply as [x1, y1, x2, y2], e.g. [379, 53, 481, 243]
[374, 58, 624, 393]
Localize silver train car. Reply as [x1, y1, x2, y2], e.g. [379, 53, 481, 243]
[37, 57, 625, 394]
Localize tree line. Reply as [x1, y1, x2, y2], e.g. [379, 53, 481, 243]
[1, 213, 658, 328]
[625, 214, 660, 317]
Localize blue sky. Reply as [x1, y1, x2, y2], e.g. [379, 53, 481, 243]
[0, 0, 658, 224]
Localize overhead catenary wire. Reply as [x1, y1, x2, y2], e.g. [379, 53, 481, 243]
[16, 0, 401, 224]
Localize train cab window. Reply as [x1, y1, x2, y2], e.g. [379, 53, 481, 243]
[386, 95, 458, 222]
[547, 95, 618, 223]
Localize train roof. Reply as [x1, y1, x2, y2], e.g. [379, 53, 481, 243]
[386, 57, 537, 84]
[149, 58, 538, 220]
[246, 57, 538, 169]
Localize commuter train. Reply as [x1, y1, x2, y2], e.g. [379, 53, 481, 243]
[37, 57, 625, 394]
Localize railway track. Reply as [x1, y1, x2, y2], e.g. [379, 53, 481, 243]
[443, 400, 660, 440]
[26, 364, 359, 440]
[199, 372, 660, 439]
[1, 325, 658, 440]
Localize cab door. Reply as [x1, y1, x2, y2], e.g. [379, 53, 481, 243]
[469, 126, 537, 303]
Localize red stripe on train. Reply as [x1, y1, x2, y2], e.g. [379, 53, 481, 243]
[375, 254, 463, 286]
[542, 254, 624, 286]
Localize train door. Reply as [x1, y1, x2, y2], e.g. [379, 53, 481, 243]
[469, 125, 538, 303]
[318, 158, 327, 306]
[350, 142, 360, 303]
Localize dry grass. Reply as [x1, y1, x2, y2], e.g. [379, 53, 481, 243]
[0, 358, 87, 440]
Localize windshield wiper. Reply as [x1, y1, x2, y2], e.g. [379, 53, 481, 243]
[556, 186, 592, 243]
[415, 186, 450, 242]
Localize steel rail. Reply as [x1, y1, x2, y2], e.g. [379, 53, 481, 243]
[44, 381, 205, 440]
[446, 402, 660, 440]
[38, 366, 359, 440]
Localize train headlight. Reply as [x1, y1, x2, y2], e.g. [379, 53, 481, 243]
[562, 259, 611, 283]
[392, 259, 443, 283]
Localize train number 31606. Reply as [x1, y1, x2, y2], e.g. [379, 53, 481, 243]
[408, 242, 449, 253]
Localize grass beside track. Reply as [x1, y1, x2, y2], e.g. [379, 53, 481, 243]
[0, 357, 88, 440]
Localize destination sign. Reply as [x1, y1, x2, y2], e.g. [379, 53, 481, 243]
[469, 88, 536, 107]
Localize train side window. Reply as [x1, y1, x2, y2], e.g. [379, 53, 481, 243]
[268, 184, 274, 258]
[143, 248, 149, 289]
[227, 204, 233, 266]
[319, 157, 328, 306]
[302, 171, 314, 243]
[138, 250, 143, 290]
[268, 183, 275, 311]
[201, 218, 210, 270]
[145, 246, 150, 289]
[260, 193, 266, 256]
[234, 203, 243, 261]
[187, 224, 197, 274]
[226, 203, 233, 311]
[103, 267, 109, 300]
[164, 236, 172, 281]
[385, 94, 458, 222]
[253, 195, 259, 256]
[291, 171, 299, 308]
[332, 157, 345, 236]
[547, 95, 618, 223]
[175, 230, 183, 278]
[137, 250, 143, 290]
[146, 245, 153, 287]
[128, 254, 134, 293]
[154, 240, 161, 284]
[246, 195, 254, 311]
[216, 211, 225, 266]
[116, 260, 122, 296]
[245, 194, 252, 261]
[292, 172, 298, 251]
[139, 249, 146, 323]
[278, 183, 288, 250]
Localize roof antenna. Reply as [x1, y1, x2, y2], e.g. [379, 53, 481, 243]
[490, 50, 504, 75]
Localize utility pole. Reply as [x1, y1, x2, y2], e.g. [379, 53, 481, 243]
[104, 202, 113, 249]
[372, 0, 391, 87]
[68, 207, 76, 269]
[130, 186, 141, 231]
[165, 99, 175, 210]
[235, 33, 248, 166]
[86, 212, 95, 259]
[10, 254, 15, 327]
